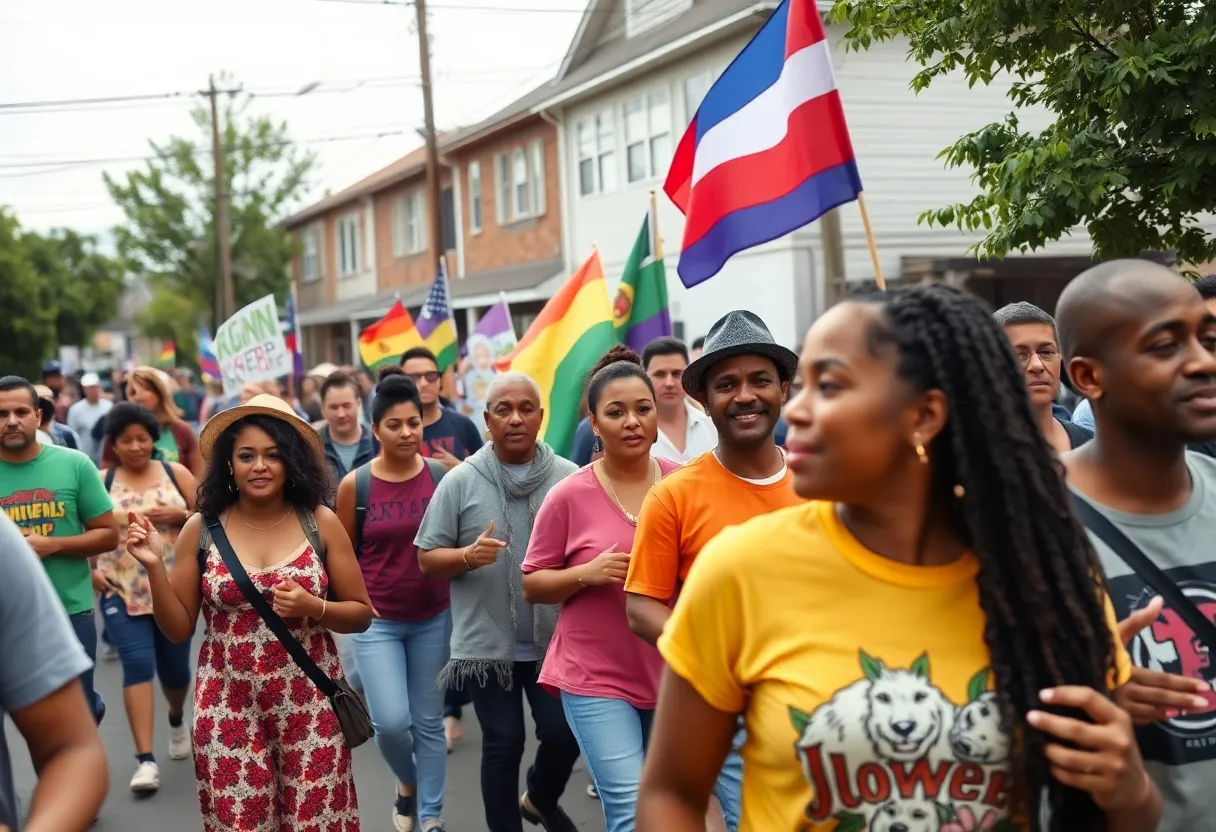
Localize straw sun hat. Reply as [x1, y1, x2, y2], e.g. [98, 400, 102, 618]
[198, 394, 325, 464]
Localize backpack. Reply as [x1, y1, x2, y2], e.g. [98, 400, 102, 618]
[105, 460, 185, 502]
[353, 459, 447, 557]
[197, 506, 326, 574]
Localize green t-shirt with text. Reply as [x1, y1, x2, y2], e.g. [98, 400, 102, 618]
[154, 430, 179, 464]
[0, 444, 114, 614]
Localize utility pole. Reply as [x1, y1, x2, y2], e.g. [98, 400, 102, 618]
[208, 76, 235, 324]
[415, 0, 444, 277]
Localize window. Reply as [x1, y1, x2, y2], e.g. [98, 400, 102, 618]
[494, 140, 547, 223]
[301, 226, 320, 282]
[392, 192, 425, 256]
[577, 109, 617, 196]
[513, 147, 530, 218]
[623, 89, 671, 183]
[684, 70, 713, 122]
[336, 213, 359, 277]
[468, 161, 482, 232]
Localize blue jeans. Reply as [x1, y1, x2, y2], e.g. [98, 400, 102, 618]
[100, 594, 192, 689]
[350, 612, 450, 822]
[715, 723, 744, 831]
[560, 692, 653, 832]
[69, 611, 104, 724]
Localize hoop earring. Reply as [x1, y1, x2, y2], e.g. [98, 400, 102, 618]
[287, 479, 296, 490]
[228, 478, 239, 493]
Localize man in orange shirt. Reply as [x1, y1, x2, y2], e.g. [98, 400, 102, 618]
[625, 310, 803, 830]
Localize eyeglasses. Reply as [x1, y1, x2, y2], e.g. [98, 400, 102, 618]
[1015, 348, 1059, 367]
[405, 371, 441, 384]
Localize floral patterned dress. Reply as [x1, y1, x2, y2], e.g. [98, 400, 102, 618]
[97, 470, 185, 614]
[193, 535, 360, 832]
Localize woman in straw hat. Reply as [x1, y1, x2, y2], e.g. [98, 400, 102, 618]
[102, 365, 203, 476]
[125, 394, 373, 831]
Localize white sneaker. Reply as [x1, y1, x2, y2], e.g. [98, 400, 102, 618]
[168, 722, 191, 760]
[101, 644, 118, 662]
[130, 761, 160, 793]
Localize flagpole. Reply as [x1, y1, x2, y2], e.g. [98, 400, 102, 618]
[649, 190, 663, 260]
[498, 291, 517, 342]
[856, 192, 886, 291]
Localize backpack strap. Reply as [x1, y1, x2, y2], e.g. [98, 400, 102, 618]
[423, 457, 448, 486]
[354, 462, 372, 558]
[160, 460, 186, 502]
[197, 524, 212, 574]
[104, 467, 116, 490]
[297, 506, 326, 564]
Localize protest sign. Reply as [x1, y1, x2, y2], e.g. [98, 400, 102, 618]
[214, 295, 293, 397]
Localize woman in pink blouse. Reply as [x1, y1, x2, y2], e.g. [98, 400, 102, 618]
[522, 345, 677, 832]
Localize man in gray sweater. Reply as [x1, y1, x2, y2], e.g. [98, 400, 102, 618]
[417, 372, 580, 832]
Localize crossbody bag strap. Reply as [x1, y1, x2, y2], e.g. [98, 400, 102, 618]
[423, 457, 448, 485]
[202, 514, 337, 698]
[296, 507, 326, 563]
[160, 460, 186, 502]
[354, 462, 372, 558]
[1071, 493, 1216, 652]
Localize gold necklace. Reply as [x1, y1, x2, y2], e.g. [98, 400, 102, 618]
[601, 458, 658, 526]
[234, 507, 293, 532]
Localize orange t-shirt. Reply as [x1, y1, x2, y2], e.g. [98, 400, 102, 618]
[624, 451, 802, 601]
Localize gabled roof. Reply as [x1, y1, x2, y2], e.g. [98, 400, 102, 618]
[441, 82, 558, 154]
[282, 129, 462, 229]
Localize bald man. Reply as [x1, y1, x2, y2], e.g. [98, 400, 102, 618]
[1057, 259, 1216, 831]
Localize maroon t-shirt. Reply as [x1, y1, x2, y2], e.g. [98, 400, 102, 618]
[360, 467, 449, 621]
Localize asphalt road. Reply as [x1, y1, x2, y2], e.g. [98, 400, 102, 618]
[9, 628, 603, 831]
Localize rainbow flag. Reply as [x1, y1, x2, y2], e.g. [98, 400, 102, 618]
[359, 300, 423, 373]
[416, 262, 459, 371]
[155, 341, 176, 370]
[506, 251, 616, 457]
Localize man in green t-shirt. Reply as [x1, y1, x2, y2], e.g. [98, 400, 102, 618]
[0, 376, 119, 723]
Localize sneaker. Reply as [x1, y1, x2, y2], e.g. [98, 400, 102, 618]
[421, 820, 445, 832]
[586, 782, 599, 800]
[393, 793, 417, 832]
[130, 760, 160, 793]
[102, 644, 118, 662]
[169, 722, 192, 760]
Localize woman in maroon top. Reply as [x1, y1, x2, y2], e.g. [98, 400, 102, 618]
[336, 370, 451, 832]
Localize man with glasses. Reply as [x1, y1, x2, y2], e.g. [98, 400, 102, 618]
[994, 302, 1092, 453]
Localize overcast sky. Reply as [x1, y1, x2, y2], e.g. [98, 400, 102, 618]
[0, 0, 584, 239]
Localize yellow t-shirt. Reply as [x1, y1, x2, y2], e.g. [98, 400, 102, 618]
[658, 500, 1131, 832]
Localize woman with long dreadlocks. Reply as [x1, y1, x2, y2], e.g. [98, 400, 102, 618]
[636, 284, 1158, 831]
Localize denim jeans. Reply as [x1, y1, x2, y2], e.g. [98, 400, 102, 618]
[351, 613, 451, 822]
[469, 661, 581, 832]
[715, 723, 745, 831]
[100, 593, 192, 689]
[69, 610, 104, 723]
[560, 692, 653, 832]
[332, 631, 362, 692]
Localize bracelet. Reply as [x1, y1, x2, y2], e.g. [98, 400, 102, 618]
[316, 599, 327, 621]
[463, 547, 475, 571]
[577, 575, 586, 588]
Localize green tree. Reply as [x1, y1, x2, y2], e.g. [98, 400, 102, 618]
[0, 210, 56, 378]
[830, 0, 1216, 265]
[0, 210, 125, 378]
[22, 228, 126, 347]
[105, 76, 315, 362]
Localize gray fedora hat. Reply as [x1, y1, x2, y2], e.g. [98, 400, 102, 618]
[683, 310, 799, 397]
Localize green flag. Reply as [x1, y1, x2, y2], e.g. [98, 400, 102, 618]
[613, 205, 671, 352]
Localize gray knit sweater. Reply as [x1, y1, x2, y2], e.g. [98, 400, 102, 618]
[414, 442, 576, 689]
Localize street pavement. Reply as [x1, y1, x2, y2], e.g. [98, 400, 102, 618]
[10, 630, 603, 831]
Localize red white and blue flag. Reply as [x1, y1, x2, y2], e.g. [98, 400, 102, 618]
[281, 288, 305, 377]
[664, 0, 862, 287]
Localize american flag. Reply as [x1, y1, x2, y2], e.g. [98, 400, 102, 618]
[420, 261, 451, 324]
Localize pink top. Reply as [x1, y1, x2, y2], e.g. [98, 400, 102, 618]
[522, 459, 679, 709]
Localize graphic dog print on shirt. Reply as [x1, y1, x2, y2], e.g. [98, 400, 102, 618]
[789, 651, 1021, 832]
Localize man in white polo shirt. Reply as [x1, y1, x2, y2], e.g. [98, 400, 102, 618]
[642, 337, 718, 463]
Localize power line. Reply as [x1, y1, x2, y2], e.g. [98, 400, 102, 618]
[0, 128, 416, 175]
[0, 66, 554, 114]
